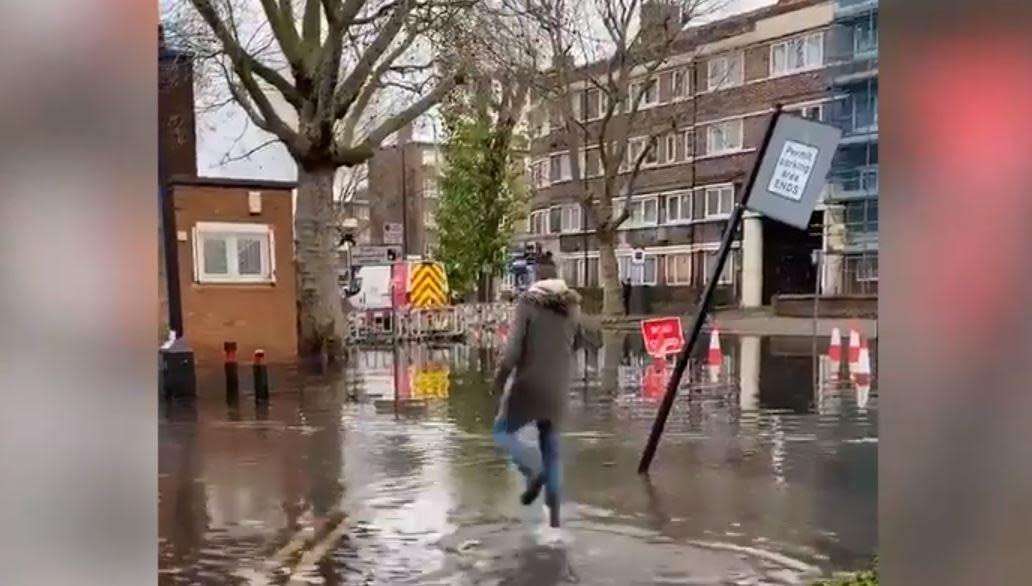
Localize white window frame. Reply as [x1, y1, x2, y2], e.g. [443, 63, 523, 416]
[664, 132, 678, 164]
[703, 185, 735, 219]
[702, 249, 735, 285]
[619, 196, 660, 228]
[618, 253, 659, 285]
[854, 18, 878, 57]
[638, 77, 659, 107]
[671, 68, 689, 100]
[665, 191, 692, 224]
[665, 252, 692, 285]
[550, 152, 572, 182]
[529, 210, 549, 235]
[707, 52, 744, 91]
[706, 119, 744, 155]
[193, 221, 276, 284]
[559, 204, 581, 233]
[790, 103, 825, 122]
[682, 129, 694, 160]
[770, 32, 825, 77]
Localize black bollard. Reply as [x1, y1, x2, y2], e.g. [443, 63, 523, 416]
[253, 349, 269, 401]
[224, 341, 239, 401]
[160, 334, 196, 399]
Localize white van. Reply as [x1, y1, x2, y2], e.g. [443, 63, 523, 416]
[345, 264, 393, 312]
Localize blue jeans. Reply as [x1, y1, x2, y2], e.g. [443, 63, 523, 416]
[493, 417, 561, 506]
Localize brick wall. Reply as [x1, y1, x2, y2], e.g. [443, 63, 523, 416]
[171, 180, 298, 364]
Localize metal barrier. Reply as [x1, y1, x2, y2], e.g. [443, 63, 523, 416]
[345, 303, 515, 344]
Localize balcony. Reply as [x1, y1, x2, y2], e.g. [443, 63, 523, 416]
[835, 0, 878, 19]
[827, 167, 878, 201]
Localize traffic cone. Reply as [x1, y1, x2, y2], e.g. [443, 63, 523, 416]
[828, 327, 842, 363]
[707, 327, 722, 366]
[847, 328, 861, 364]
[852, 338, 872, 387]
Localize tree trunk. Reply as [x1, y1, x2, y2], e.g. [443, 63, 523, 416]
[295, 165, 345, 362]
[598, 230, 622, 317]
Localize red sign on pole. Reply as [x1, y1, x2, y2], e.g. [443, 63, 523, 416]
[640, 317, 685, 357]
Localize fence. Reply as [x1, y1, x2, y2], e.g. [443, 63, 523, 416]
[345, 303, 515, 344]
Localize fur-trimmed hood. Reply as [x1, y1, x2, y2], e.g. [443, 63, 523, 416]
[522, 279, 581, 315]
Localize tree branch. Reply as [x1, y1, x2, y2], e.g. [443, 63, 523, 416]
[190, 0, 304, 109]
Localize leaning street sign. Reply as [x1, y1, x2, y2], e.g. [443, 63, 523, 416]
[746, 114, 842, 230]
[641, 317, 685, 357]
[350, 246, 393, 266]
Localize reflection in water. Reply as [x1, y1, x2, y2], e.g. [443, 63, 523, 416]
[159, 331, 877, 584]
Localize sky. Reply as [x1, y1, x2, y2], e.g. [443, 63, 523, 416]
[190, 0, 777, 182]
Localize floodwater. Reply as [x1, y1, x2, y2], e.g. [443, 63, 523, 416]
[159, 331, 877, 585]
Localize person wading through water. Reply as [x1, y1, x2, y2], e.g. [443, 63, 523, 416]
[492, 262, 599, 528]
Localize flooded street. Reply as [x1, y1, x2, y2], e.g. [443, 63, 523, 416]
[159, 332, 877, 585]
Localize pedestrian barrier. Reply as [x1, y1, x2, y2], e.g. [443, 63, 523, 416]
[345, 303, 515, 344]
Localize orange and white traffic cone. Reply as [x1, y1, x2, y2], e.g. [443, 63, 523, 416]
[847, 328, 861, 364]
[828, 327, 842, 363]
[707, 327, 722, 366]
[852, 338, 872, 409]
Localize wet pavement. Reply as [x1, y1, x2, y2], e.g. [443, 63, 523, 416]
[159, 331, 877, 585]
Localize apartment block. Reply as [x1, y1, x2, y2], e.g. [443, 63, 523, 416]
[822, 0, 879, 295]
[361, 124, 444, 257]
[514, 0, 843, 311]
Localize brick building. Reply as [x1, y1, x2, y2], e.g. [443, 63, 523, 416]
[159, 26, 199, 338]
[359, 124, 443, 257]
[169, 178, 299, 364]
[515, 0, 862, 312]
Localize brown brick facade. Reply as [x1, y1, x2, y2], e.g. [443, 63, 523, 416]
[518, 0, 836, 303]
[171, 179, 299, 365]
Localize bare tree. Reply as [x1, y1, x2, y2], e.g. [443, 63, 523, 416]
[169, 0, 468, 360]
[511, 0, 724, 315]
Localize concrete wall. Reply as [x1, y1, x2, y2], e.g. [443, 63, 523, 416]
[172, 180, 298, 364]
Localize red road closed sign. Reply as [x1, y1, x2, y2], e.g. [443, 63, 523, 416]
[640, 317, 685, 357]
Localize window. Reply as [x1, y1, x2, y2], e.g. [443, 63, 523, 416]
[548, 207, 563, 234]
[618, 254, 658, 285]
[854, 15, 878, 57]
[845, 253, 879, 283]
[671, 68, 689, 100]
[644, 137, 659, 166]
[559, 204, 581, 233]
[845, 199, 878, 233]
[617, 197, 659, 227]
[792, 103, 824, 121]
[422, 177, 438, 198]
[639, 78, 659, 107]
[665, 132, 678, 164]
[666, 191, 692, 223]
[194, 222, 275, 284]
[666, 253, 692, 285]
[703, 185, 734, 218]
[682, 129, 694, 160]
[702, 249, 735, 285]
[550, 152, 572, 182]
[529, 210, 549, 235]
[707, 53, 743, 90]
[853, 88, 878, 132]
[559, 257, 599, 287]
[770, 32, 824, 76]
[624, 137, 647, 170]
[530, 160, 550, 188]
[572, 91, 583, 121]
[706, 119, 743, 155]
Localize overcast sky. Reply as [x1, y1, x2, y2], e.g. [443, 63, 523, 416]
[192, 0, 776, 182]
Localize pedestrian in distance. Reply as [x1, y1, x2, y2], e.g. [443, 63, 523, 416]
[492, 263, 600, 528]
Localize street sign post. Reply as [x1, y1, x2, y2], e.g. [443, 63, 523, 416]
[384, 222, 404, 245]
[350, 246, 393, 266]
[637, 106, 842, 475]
